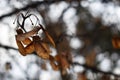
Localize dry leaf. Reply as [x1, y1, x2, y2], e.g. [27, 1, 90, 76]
[54, 53, 70, 71]
[16, 35, 34, 56]
[61, 52, 72, 64]
[50, 60, 59, 70]
[45, 31, 56, 47]
[60, 57, 70, 72]
[15, 36, 26, 56]
[60, 55, 70, 70]
[33, 36, 50, 59]
[16, 28, 32, 45]
[41, 42, 51, 54]
[22, 38, 32, 45]
[16, 28, 34, 56]
[49, 55, 59, 70]
[78, 72, 87, 80]
[16, 26, 41, 41]
[112, 35, 120, 49]
[34, 42, 49, 59]
[25, 42, 34, 54]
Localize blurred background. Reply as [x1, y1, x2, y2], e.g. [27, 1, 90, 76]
[0, 0, 120, 80]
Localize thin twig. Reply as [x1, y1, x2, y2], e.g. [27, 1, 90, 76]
[0, 44, 17, 50]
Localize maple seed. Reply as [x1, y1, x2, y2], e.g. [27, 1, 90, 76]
[14, 12, 61, 72]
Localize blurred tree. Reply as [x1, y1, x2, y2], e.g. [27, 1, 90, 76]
[0, 0, 120, 80]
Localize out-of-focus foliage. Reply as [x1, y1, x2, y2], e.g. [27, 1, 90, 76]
[0, 0, 120, 80]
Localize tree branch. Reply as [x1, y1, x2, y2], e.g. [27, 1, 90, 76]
[0, 44, 17, 50]
[0, 43, 120, 77]
[73, 62, 120, 77]
[0, 0, 63, 20]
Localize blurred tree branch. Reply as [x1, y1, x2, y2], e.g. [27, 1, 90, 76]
[0, 43, 119, 78]
[0, 0, 62, 20]
[0, 44, 17, 50]
[73, 62, 120, 77]
[0, 0, 120, 79]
